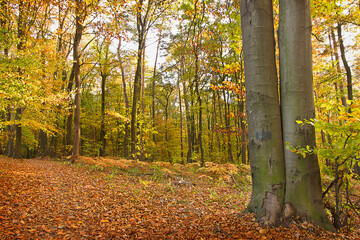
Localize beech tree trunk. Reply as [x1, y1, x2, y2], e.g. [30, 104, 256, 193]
[14, 0, 26, 159]
[72, 0, 84, 160]
[240, 0, 285, 226]
[279, 0, 332, 230]
[6, 106, 14, 157]
[337, 24, 353, 102]
[38, 129, 48, 157]
[14, 107, 22, 158]
[130, 0, 148, 159]
[65, 68, 74, 152]
[99, 73, 107, 157]
[152, 30, 161, 145]
[117, 40, 130, 158]
[130, 42, 144, 159]
[330, 27, 347, 106]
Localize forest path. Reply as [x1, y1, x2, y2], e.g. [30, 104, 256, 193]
[0, 157, 353, 239]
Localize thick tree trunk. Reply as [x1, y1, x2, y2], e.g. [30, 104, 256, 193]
[240, 0, 285, 226]
[279, 0, 332, 230]
[72, 0, 83, 160]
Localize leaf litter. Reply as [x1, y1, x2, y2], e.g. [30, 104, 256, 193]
[0, 156, 359, 239]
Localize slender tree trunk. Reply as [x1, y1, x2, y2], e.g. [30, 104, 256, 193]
[14, 0, 26, 159]
[239, 89, 247, 164]
[183, 80, 193, 163]
[71, 0, 84, 161]
[337, 24, 359, 175]
[65, 68, 74, 150]
[2, 0, 13, 157]
[241, 0, 285, 225]
[117, 40, 130, 158]
[279, 0, 332, 230]
[39, 131, 48, 156]
[152, 30, 162, 144]
[214, 93, 221, 163]
[130, 15, 146, 159]
[130, 51, 142, 158]
[14, 107, 22, 159]
[337, 24, 353, 102]
[330, 27, 347, 106]
[194, 52, 204, 167]
[6, 106, 14, 157]
[223, 91, 234, 163]
[99, 73, 107, 156]
[139, 40, 146, 161]
[178, 69, 184, 164]
[217, 91, 224, 162]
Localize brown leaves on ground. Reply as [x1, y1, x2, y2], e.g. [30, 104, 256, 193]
[0, 156, 358, 239]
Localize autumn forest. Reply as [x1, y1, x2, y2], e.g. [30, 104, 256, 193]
[0, 0, 360, 238]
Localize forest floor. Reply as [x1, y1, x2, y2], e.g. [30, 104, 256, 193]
[0, 156, 359, 239]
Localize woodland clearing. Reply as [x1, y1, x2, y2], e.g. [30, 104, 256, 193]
[0, 156, 359, 239]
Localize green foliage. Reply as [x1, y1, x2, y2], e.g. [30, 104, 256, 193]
[289, 100, 360, 228]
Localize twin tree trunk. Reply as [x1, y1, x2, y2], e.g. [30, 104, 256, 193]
[241, 0, 332, 230]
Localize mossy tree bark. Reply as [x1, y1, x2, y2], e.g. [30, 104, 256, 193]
[279, 0, 333, 230]
[240, 0, 285, 226]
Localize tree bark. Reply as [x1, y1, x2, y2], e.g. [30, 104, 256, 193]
[99, 73, 107, 156]
[130, 0, 148, 159]
[38, 129, 48, 157]
[65, 68, 74, 152]
[337, 24, 359, 175]
[194, 51, 204, 167]
[240, 0, 285, 225]
[279, 0, 332, 230]
[117, 40, 130, 158]
[330, 27, 347, 106]
[72, 0, 84, 160]
[152, 30, 162, 144]
[6, 105, 14, 157]
[223, 90, 234, 163]
[178, 60, 184, 164]
[14, 107, 22, 159]
[14, 0, 26, 159]
[337, 24, 353, 102]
